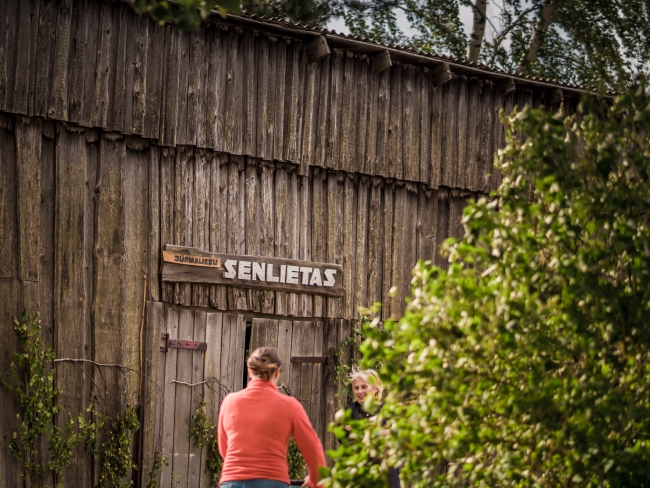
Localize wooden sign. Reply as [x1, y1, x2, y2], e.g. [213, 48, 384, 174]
[161, 245, 344, 297]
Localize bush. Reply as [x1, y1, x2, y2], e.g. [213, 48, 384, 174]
[327, 78, 650, 487]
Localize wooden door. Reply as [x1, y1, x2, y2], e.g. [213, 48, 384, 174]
[249, 318, 325, 440]
[155, 305, 246, 488]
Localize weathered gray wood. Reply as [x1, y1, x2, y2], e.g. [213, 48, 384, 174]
[148, 144, 161, 301]
[322, 319, 338, 452]
[231, 313, 247, 392]
[175, 29, 191, 145]
[441, 78, 458, 187]
[33, 0, 57, 117]
[0, 114, 17, 281]
[342, 175, 357, 318]
[429, 85, 442, 189]
[313, 55, 331, 167]
[272, 37, 286, 161]
[186, 29, 205, 146]
[143, 18, 164, 139]
[225, 28, 244, 154]
[371, 50, 392, 74]
[92, 0, 117, 128]
[193, 149, 210, 307]
[456, 76, 469, 189]
[12, 0, 39, 115]
[299, 321, 316, 422]
[173, 147, 193, 305]
[367, 177, 383, 308]
[300, 55, 319, 172]
[288, 320, 307, 413]
[260, 161, 276, 314]
[354, 176, 369, 317]
[489, 85, 505, 191]
[0, 0, 17, 111]
[381, 180, 394, 321]
[229, 156, 248, 310]
[500, 77, 516, 94]
[402, 65, 418, 182]
[435, 189, 450, 269]
[417, 188, 438, 263]
[284, 40, 302, 163]
[48, 0, 72, 120]
[306, 35, 330, 63]
[326, 172, 344, 317]
[339, 51, 357, 173]
[387, 64, 403, 179]
[160, 306, 179, 486]
[389, 183, 406, 317]
[325, 50, 343, 169]
[246, 161, 262, 311]
[203, 311, 223, 420]
[478, 80, 494, 193]
[355, 56, 369, 174]
[401, 183, 419, 314]
[160, 148, 175, 302]
[256, 34, 271, 160]
[172, 308, 194, 487]
[131, 14, 149, 135]
[298, 174, 312, 317]
[286, 168, 300, 315]
[111, 3, 136, 133]
[140, 301, 163, 488]
[375, 68, 391, 177]
[160, 24, 181, 146]
[431, 62, 452, 87]
[209, 152, 228, 309]
[311, 169, 326, 317]
[418, 69, 431, 185]
[55, 123, 92, 486]
[310, 320, 324, 438]
[241, 30, 256, 155]
[276, 319, 293, 390]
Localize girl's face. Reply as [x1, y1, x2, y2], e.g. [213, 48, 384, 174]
[352, 377, 377, 404]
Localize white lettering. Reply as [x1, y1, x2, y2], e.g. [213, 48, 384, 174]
[267, 264, 280, 282]
[252, 262, 265, 281]
[299, 267, 313, 285]
[280, 265, 286, 283]
[309, 268, 322, 286]
[323, 269, 337, 287]
[238, 261, 252, 280]
[223, 260, 237, 279]
[286, 265, 300, 284]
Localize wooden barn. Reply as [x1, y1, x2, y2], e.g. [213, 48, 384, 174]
[0, 0, 587, 486]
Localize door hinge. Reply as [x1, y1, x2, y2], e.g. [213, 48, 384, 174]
[160, 332, 207, 352]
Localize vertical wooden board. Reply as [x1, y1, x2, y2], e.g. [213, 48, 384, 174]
[218, 313, 233, 404]
[435, 189, 450, 269]
[338, 51, 357, 172]
[255, 34, 270, 160]
[336, 319, 352, 406]
[389, 184, 406, 318]
[194, 27, 211, 148]
[479, 80, 495, 193]
[48, 0, 73, 120]
[0, 115, 17, 279]
[91, 0, 117, 129]
[322, 319, 338, 451]
[0, 278, 20, 488]
[186, 28, 205, 147]
[173, 147, 193, 305]
[387, 64, 403, 179]
[274, 164, 288, 314]
[466, 78, 483, 191]
[131, 13, 150, 135]
[375, 69, 391, 177]
[226, 156, 247, 310]
[363, 66, 379, 175]
[76, 0, 100, 126]
[298, 174, 312, 317]
[381, 181, 394, 321]
[232, 314, 247, 392]
[143, 18, 164, 139]
[249, 317, 265, 351]
[245, 161, 262, 311]
[313, 55, 331, 168]
[401, 184, 419, 314]
[210, 25, 227, 151]
[33, 0, 57, 117]
[110, 3, 136, 133]
[0, 0, 18, 111]
[12, 0, 40, 115]
[15, 117, 42, 286]
[123, 140, 150, 406]
[417, 188, 438, 263]
[325, 50, 343, 169]
[93, 132, 125, 415]
[204, 312, 223, 420]
[456, 76, 469, 189]
[209, 153, 228, 309]
[288, 321, 306, 408]
[326, 172, 344, 318]
[450, 195, 467, 240]
[300, 58, 320, 172]
[188, 310, 206, 488]
[272, 38, 287, 161]
[283, 39, 301, 163]
[54, 124, 92, 486]
[354, 55, 369, 173]
[172, 308, 194, 487]
[418, 69, 432, 184]
[192, 149, 210, 307]
[440, 79, 458, 187]
[260, 161, 276, 314]
[401, 65, 416, 181]
[223, 28, 243, 154]
[408, 67, 423, 183]
[311, 169, 326, 317]
[276, 319, 293, 390]
[309, 321, 324, 438]
[160, 147, 175, 302]
[299, 322, 316, 423]
[353, 176, 369, 318]
[148, 144, 161, 301]
[241, 30, 256, 155]
[39, 121, 56, 349]
[342, 175, 357, 319]
[160, 306, 179, 487]
[159, 24, 180, 146]
[287, 169, 300, 315]
[140, 301, 164, 488]
[174, 30, 191, 145]
[489, 87, 505, 191]
[429, 85, 442, 189]
[367, 177, 383, 309]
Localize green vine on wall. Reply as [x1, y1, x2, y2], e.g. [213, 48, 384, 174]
[190, 401, 223, 487]
[96, 405, 140, 488]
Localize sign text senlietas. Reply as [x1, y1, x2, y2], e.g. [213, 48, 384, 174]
[161, 245, 344, 297]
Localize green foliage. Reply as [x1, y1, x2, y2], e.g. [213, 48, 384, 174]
[190, 401, 223, 487]
[96, 405, 140, 488]
[242, 0, 334, 28]
[145, 451, 169, 488]
[327, 78, 650, 487]
[129, 0, 240, 31]
[1, 311, 96, 487]
[287, 436, 307, 479]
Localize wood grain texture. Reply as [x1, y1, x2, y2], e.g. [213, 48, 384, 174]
[160, 306, 179, 487]
[48, 0, 73, 120]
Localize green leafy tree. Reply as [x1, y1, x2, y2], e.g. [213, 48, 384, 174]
[326, 78, 650, 487]
[242, 0, 334, 28]
[130, 0, 240, 30]
[338, 0, 650, 91]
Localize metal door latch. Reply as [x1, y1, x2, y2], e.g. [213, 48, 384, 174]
[160, 332, 208, 352]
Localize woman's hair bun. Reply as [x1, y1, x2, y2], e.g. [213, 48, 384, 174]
[247, 347, 282, 381]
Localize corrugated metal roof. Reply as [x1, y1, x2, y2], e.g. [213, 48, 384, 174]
[222, 9, 615, 97]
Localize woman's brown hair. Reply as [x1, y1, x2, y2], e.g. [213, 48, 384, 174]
[247, 347, 282, 381]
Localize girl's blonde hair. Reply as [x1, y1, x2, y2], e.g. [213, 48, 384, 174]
[348, 365, 384, 400]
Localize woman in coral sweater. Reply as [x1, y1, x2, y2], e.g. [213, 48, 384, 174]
[218, 347, 325, 488]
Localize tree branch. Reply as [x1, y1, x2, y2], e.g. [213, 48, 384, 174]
[489, 6, 537, 66]
[467, 0, 488, 62]
[517, 0, 554, 73]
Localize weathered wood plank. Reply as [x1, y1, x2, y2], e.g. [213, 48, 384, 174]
[148, 143, 160, 301]
[173, 146, 193, 305]
[272, 37, 287, 161]
[172, 308, 194, 487]
[375, 68, 391, 177]
[92, 1, 117, 128]
[313, 55, 331, 167]
[174, 29, 190, 145]
[0, 114, 17, 281]
[209, 152, 228, 309]
[339, 51, 357, 172]
[111, 3, 137, 133]
[227, 156, 247, 310]
[12, 0, 39, 115]
[203, 311, 223, 421]
[402, 64, 418, 181]
[225, 28, 243, 154]
[160, 306, 179, 486]
[387, 64, 403, 179]
[310, 320, 324, 438]
[284, 39, 302, 163]
[160, 148, 175, 302]
[429, 85, 442, 189]
[298, 321, 316, 422]
[435, 189, 450, 269]
[0, 0, 17, 111]
[456, 76, 469, 189]
[255, 33, 270, 159]
[287, 169, 300, 315]
[342, 175, 357, 319]
[192, 149, 210, 307]
[440, 78, 458, 187]
[48, 0, 72, 120]
[419, 69, 431, 185]
[417, 188, 438, 263]
[354, 176, 369, 317]
[367, 177, 383, 308]
[389, 183, 406, 318]
[241, 30, 256, 155]
[363, 59, 378, 175]
[186, 29, 206, 147]
[160, 24, 181, 146]
[56, 123, 93, 486]
[325, 50, 343, 169]
[326, 172, 344, 318]
[246, 160, 262, 312]
[288, 320, 307, 413]
[276, 319, 293, 390]
[489, 85, 505, 191]
[298, 174, 312, 317]
[431, 62, 452, 87]
[306, 35, 330, 63]
[33, 0, 57, 117]
[143, 18, 164, 139]
[299, 53, 319, 173]
[381, 180, 394, 321]
[131, 13, 149, 135]
[478, 80, 495, 193]
[466, 78, 482, 191]
[322, 319, 338, 452]
[260, 161, 276, 313]
[311, 168, 326, 317]
[232, 313, 247, 392]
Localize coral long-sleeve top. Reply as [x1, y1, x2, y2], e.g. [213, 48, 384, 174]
[218, 379, 325, 486]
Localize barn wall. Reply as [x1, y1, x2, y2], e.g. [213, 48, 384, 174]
[0, 0, 576, 195]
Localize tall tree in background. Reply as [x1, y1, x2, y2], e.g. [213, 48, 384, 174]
[337, 0, 650, 91]
[241, 0, 334, 27]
